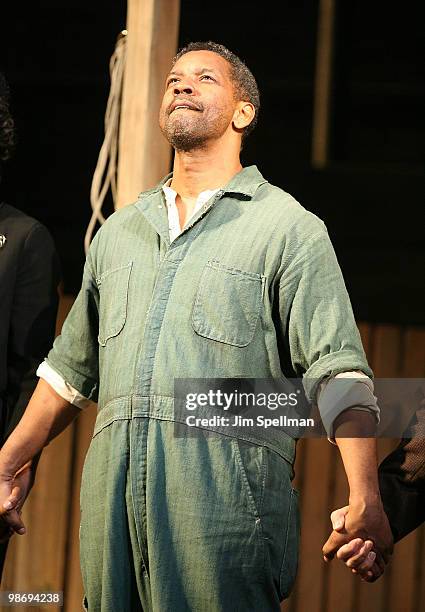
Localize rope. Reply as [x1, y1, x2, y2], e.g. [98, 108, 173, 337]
[84, 30, 127, 254]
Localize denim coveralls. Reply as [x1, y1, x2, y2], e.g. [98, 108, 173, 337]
[46, 166, 371, 611]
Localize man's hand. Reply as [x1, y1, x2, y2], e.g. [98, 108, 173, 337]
[325, 409, 394, 581]
[0, 379, 80, 546]
[326, 506, 382, 581]
[322, 499, 393, 582]
[0, 461, 35, 541]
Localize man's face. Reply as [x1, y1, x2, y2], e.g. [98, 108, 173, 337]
[159, 50, 239, 151]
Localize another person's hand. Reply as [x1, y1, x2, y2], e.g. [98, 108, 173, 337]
[322, 498, 393, 581]
[325, 506, 385, 581]
[0, 461, 35, 540]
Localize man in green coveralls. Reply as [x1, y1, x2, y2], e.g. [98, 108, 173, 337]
[0, 42, 392, 611]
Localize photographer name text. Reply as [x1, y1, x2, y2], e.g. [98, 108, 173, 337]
[185, 414, 315, 429]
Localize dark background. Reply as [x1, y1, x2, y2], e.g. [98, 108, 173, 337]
[1, 1, 423, 324]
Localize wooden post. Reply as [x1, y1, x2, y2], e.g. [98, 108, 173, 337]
[117, 0, 181, 209]
[311, 0, 336, 168]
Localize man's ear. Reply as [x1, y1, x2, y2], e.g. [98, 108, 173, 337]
[233, 101, 255, 130]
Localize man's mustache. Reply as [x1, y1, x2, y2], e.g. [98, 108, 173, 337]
[168, 98, 203, 115]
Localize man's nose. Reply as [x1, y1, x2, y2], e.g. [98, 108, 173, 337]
[173, 81, 194, 95]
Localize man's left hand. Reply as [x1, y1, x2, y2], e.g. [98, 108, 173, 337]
[322, 498, 393, 579]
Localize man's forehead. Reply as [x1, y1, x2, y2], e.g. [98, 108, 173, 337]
[169, 50, 230, 76]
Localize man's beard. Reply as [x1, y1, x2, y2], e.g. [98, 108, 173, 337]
[165, 125, 208, 152]
[161, 109, 224, 152]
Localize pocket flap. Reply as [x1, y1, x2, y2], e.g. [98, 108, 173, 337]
[192, 260, 264, 347]
[97, 262, 133, 346]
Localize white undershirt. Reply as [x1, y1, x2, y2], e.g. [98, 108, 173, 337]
[162, 177, 220, 242]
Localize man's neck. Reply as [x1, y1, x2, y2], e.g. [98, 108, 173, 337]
[170, 144, 242, 198]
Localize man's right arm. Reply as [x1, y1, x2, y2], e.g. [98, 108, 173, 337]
[0, 378, 81, 535]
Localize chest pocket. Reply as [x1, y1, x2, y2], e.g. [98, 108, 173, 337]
[191, 260, 265, 347]
[96, 261, 133, 346]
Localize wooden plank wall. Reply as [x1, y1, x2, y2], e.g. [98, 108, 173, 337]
[1, 302, 424, 612]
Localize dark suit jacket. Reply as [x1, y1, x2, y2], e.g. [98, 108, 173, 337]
[379, 404, 425, 542]
[0, 201, 60, 441]
[0, 202, 60, 578]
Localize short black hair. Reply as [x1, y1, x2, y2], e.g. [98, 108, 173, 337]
[173, 41, 260, 141]
[0, 73, 16, 161]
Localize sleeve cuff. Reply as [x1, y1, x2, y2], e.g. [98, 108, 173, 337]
[36, 360, 92, 409]
[317, 371, 380, 442]
[303, 351, 374, 404]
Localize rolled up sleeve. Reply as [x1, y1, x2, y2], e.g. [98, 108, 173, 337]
[318, 371, 380, 441]
[37, 360, 92, 409]
[45, 234, 100, 401]
[278, 225, 373, 434]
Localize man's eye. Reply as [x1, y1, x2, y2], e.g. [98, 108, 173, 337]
[167, 78, 178, 85]
[200, 75, 214, 81]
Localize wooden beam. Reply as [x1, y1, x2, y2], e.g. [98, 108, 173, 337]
[117, 0, 181, 208]
[312, 0, 336, 168]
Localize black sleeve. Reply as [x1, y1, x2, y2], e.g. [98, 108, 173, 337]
[379, 407, 425, 542]
[3, 222, 61, 441]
